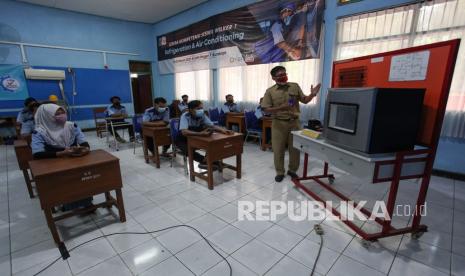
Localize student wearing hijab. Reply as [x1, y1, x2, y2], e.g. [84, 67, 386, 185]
[31, 103, 92, 211]
[31, 103, 90, 159]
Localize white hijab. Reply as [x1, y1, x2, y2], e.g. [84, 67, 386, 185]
[34, 103, 75, 148]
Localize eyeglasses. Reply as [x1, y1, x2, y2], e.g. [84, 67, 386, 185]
[280, 8, 293, 14]
[275, 73, 287, 77]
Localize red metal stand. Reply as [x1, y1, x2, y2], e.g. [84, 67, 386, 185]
[292, 150, 430, 241]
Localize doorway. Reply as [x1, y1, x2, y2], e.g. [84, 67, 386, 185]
[129, 61, 153, 114]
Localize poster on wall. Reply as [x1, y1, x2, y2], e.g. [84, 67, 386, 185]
[157, 0, 325, 74]
[0, 65, 29, 101]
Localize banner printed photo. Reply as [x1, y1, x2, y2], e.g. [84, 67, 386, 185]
[157, 0, 325, 74]
[0, 64, 29, 101]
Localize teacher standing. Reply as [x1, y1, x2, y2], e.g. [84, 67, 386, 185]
[261, 66, 321, 182]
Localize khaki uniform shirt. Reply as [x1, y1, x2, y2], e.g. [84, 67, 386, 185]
[261, 82, 305, 120]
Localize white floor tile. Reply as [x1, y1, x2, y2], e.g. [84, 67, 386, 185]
[203, 257, 257, 276]
[452, 253, 465, 276]
[103, 222, 153, 254]
[232, 219, 274, 237]
[67, 238, 116, 274]
[327, 255, 385, 276]
[342, 237, 396, 274]
[139, 256, 194, 276]
[192, 195, 228, 212]
[397, 238, 451, 274]
[187, 213, 228, 237]
[78, 256, 132, 276]
[11, 239, 61, 274]
[389, 255, 448, 276]
[211, 204, 240, 223]
[232, 240, 284, 275]
[14, 258, 71, 276]
[265, 256, 313, 276]
[208, 225, 253, 254]
[157, 226, 202, 254]
[176, 240, 224, 275]
[169, 203, 207, 223]
[288, 238, 339, 275]
[306, 224, 353, 253]
[257, 224, 304, 254]
[120, 238, 171, 275]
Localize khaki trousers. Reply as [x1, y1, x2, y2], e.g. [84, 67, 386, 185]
[271, 119, 301, 175]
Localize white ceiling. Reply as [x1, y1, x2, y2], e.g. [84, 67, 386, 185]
[17, 0, 208, 24]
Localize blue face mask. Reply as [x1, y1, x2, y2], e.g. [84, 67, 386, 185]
[195, 109, 204, 118]
[283, 15, 292, 26]
[157, 107, 166, 113]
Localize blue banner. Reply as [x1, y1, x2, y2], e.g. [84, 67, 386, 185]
[157, 0, 325, 74]
[0, 64, 29, 101]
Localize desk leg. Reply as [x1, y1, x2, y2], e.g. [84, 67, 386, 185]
[143, 136, 149, 163]
[207, 156, 214, 190]
[105, 192, 112, 208]
[188, 145, 195, 181]
[115, 188, 126, 222]
[44, 208, 60, 244]
[154, 142, 160, 169]
[23, 169, 34, 198]
[236, 153, 242, 179]
[261, 126, 266, 151]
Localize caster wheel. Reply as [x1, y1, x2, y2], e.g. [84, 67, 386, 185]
[329, 176, 335, 185]
[411, 231, 424, 240]
[361, 239, 372, 248]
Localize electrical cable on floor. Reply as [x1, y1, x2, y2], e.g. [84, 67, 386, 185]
[310, 224, 325, 276]
[32, 224, 232, 276]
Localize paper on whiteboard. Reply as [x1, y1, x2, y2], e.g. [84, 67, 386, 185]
[389, 51, 430, 81]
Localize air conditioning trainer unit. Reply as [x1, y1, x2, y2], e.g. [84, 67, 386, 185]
[24, 68, 66, 80]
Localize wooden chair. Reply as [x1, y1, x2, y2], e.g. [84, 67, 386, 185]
[93, 107, 107, 138]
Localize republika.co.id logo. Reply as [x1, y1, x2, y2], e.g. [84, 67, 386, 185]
[1, 75, 21, 93]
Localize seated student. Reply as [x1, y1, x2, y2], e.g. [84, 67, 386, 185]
[178, 94, 189, 113]
[105, 96, 134, 143]
[143, 97, 171, 156]
[169, 99, 181, 118]
[16, 97, 38, 137]
[221, 94, 241, 114]
[31, 103, 92, 210]
[177, 100, 233, 169]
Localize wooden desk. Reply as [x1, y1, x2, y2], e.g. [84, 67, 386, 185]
[29, 150, 126, 244]
[14, 139, 34, 198]
[261, 117, 272, 151]
[188, 132, 243, 190]
[225, 113, 245, 133]
[142, 126, 172, 168]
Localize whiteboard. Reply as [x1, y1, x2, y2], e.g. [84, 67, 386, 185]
[389, 50, 430, 81]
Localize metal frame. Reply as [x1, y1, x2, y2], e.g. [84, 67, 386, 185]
[292, 148, 429, 242]
[292, 39, 461, 242]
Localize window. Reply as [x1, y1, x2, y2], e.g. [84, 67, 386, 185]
[218, 58, 321, 104]
[175, 70, 211, 101]
[336, 0, 465, 139]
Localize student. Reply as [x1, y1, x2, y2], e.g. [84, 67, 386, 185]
[105, 96, 134, 143]
[221, 94, 241, 114]
[178, 94, 189, 113]
[31, 103, 92, 210]
[143, 97, 170, 155]
[177, 100, 233, 169]
[16, 97, 38, 136]
[262, 65, 320, 182]
[169, 99, 181, 118]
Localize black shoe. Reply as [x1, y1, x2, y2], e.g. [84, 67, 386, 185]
[198, 163, 218, 171]
[275, 175, 285, 182]
[287, 171, 299, 179]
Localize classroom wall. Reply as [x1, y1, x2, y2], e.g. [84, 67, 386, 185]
[0, 0, 155, 128]
[151, 0, 465, 175]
